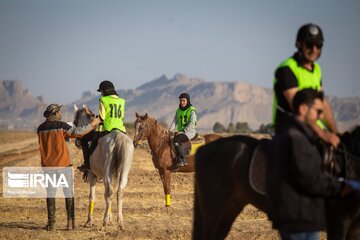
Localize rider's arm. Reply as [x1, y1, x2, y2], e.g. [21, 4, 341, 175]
[98, 100, 106, 121]
[283, 87, 299, 111]
[169, 114, 177, 132]
[322, 97, 337, 134]
[183, 110, 197, 134]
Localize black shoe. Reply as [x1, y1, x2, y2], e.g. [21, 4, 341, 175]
[67, 219, 75, 230]
[45, 222, 56, 231]
[77, 164, 90, 172]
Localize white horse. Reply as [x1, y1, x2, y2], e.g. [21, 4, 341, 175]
[73, 104, 134, 230]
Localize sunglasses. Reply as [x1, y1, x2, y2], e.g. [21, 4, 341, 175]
[305, 41, 323, 49]
[311, 107, 324, 118]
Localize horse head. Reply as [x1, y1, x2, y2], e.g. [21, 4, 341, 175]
[73, 104, 94, 148]
[133, 112, 153, 147]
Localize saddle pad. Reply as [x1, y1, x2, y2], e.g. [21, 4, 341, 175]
[190, 135, 205, 155]
[249, 144, 267, 195]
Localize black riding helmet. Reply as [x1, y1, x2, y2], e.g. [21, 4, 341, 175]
[296, 23, 324, 45]
[97, 80, 117, 95]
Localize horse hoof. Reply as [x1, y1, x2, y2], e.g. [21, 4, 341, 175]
[84, 222, 93, 228]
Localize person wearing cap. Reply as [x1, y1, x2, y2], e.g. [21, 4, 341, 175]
[78, 80, 126, 172]
[272, 23, 339, 147]
[169, 92, 198, 170]
[37, 104, 100, 231]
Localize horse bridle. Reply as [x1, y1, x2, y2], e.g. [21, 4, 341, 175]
[134, 118, 170, 155]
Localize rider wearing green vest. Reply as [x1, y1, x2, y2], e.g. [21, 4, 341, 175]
[272, 23, 339, 148]
[170, 92, 198, 170]
[78, 80, 127, 172]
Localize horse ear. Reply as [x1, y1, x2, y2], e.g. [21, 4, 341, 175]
[74, 104, 78, 112]
[135, 112, 140, 118]
[144, 113, 148, 120]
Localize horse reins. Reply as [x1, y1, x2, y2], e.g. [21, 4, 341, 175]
[135, 120, 170, 156]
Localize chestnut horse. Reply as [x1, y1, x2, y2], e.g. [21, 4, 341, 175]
[133, 112, 222, 206]
[193, 127, 360, 240]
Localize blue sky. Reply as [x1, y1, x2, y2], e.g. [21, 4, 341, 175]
[1, 0, 359, 104]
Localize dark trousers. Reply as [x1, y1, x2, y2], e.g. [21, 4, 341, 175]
[81, 130, 109, 166]
[46, 197, 75, 223]
[173, 133, 190, 162]
[46, 169, 75, 223]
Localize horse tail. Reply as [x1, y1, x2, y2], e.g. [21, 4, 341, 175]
[113, 131, 134, 189]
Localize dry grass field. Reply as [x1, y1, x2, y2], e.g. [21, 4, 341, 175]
[0, 130, 326, 239]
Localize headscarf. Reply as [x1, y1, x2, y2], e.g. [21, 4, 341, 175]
[178, 92, 192, 111]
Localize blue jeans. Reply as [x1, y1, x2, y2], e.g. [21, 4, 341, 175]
[279, 230, 319, 240]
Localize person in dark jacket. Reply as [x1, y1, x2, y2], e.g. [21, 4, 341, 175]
[37, 104, 99, 231]
[267, 88, 349, 240]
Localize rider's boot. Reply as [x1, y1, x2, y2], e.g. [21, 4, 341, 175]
[78, 140, 91, 172]
[174, 143, 188, 169]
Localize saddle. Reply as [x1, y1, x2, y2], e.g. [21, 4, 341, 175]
[170, 133, 206, 159]
[248, 139, 341, 196]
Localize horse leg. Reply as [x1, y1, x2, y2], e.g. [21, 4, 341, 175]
[159, 169, 172, 207]
[116, 187, 124, 230]
[116, 143, 133, 230]
[216, 200, 247, 239]
[102, 175, 113, 229]
[85, 173, 97, 227]
[193, 184, 204, 239]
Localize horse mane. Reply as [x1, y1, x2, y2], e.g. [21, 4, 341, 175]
[337, 125, 360, 180]
[73, 108, 92, 127]
[146, 115, 170, 137]
[73, 109, 85, 127]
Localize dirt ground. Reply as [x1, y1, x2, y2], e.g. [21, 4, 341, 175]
[0, 130, 326, 239]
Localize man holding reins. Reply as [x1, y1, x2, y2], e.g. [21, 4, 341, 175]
[272, 23, 339, 147]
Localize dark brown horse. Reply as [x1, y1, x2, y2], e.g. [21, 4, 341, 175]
[133, 112, 222, 207]
[193, 127, 360, 240]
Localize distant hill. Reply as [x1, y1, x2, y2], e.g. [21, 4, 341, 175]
[0, 75, 359, 132]
[69, 74, 360, 133]
[0, 80, 46, 129]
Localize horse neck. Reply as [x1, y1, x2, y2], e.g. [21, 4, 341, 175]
[146, 122, 169, 154]
[344, 152, 360, 181]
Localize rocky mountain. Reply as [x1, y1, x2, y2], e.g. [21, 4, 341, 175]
[69, 74, 360, 133]
[1, 75, 359, 132]
[0, 80, 46, 129]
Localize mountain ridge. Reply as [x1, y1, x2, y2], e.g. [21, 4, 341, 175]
[0, 75, 359, 132]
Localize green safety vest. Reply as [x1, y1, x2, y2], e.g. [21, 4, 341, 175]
[176, 106, 197, 132]
[272, 57, 322, 126]
[100, 96, 126, 132]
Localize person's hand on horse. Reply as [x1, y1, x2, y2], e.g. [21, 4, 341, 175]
[90, 115, 101, 128]
[324, 132, 340, 148]
[83, 104, 94, 117]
